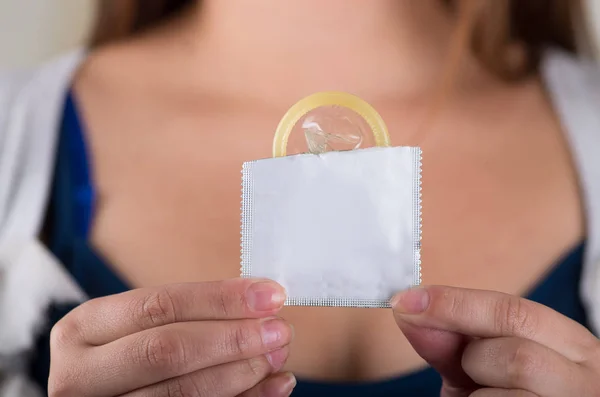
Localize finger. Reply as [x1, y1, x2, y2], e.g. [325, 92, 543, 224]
[462, 337, 588, 396]
[391, 286, 596, 363]
[87, 317, 293, 395]
[65, 278, 286, 345]
[121, 347, 290, 397]
[469, 389, 538, 397]
[238, 372, 297, 397]
[396, 319, 477, 396]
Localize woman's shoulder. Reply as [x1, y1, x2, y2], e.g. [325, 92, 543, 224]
[541, 48, 600, 209]
[540, 48, 600, 242]
[0, 49, 86, 243]
[541, 48, 600, 135]
[541, 48, 600, 335]
[0, 49, 86, 147]
[0, 49, 85, 118]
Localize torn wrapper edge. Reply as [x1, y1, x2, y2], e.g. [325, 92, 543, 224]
[240, 161, 255, 279]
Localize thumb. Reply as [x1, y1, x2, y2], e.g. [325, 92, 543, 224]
[392, 288, 478, 397]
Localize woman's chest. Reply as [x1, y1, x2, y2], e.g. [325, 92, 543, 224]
[88, 108, 583, 288]
[81, 80, 584, 380]
[86, 120, 583, 381]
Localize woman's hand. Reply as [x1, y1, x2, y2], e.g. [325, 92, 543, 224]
[392, 286, 600, 397]
[48, 278, 296, 397]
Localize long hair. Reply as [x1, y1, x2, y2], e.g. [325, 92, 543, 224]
[90, 0, 586, 81]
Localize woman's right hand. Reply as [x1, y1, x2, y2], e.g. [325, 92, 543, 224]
[48, 278, 295, 397]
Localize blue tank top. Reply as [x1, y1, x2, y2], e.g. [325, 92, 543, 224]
[30, 92, 591, 396]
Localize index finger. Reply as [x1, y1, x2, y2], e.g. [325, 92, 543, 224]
[62, 278, 286, 345]
[392, 286, 597, 363]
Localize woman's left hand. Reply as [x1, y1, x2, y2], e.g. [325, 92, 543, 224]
[391, 286, 600, 397]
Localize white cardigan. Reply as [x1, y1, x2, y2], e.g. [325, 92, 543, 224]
[0, 49, 599, 396]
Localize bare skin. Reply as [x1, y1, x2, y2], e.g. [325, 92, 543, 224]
[50, 0, 584, 393]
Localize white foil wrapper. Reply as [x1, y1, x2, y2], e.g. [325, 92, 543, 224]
[241, 146, 422, 308]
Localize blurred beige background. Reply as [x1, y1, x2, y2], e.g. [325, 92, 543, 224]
[0, 0, 599, 71]
[0, 0, 95, 71]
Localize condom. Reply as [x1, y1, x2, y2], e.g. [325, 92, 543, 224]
[241, 92, 422, 308]
[272, 92, 391, 157]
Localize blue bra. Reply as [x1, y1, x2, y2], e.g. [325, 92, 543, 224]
[30, 92, 591, 396]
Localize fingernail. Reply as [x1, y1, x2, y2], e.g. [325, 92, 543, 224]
[262, 372, 296, 397]
[278, 372, 297, 396]
[265, 346, 289, 372]
[391, 287, 430, 314]
[261, 318, 291, 349]
[246, 281, 286, 312]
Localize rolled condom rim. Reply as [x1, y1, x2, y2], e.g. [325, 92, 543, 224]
[273, 91, 391, 157]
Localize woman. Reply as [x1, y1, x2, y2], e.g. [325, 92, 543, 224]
[0, 0, 599, 396]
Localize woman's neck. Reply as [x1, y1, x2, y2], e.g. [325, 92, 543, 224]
[158, 0, 481, 104]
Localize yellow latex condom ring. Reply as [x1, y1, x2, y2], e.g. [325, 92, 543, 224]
[273, 92, 391, 157]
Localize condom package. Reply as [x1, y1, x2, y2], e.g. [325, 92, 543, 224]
[241, 92, 421, 308]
